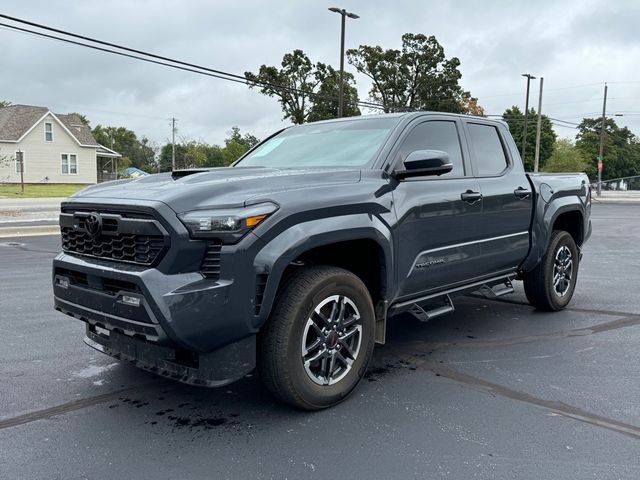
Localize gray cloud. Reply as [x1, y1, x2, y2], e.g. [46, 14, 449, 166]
[2, 0, 640, 147]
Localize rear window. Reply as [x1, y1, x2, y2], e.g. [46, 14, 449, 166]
[467, 123, 508, 176]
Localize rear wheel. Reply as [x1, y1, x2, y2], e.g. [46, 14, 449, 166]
[258, 266, 375, 410]
[523, 230, 579, 311]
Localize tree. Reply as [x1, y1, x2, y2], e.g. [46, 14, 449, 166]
[575, 117, 640, 180]
[159, 143, 187, 172]
[544, 139, 588, 173]
[307, 66, 360, 122]
[0, 100, 11, 108]
[69, 112, 90, 126]
[222, 126, 260, 165]
[245, 49, 360, 124]
[502, 106, 556, 171]
[346, 33, 480, 114]
[157, 127, 259, 171]
[92, 125, 157, 172]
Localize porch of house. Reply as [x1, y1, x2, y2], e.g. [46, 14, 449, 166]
[96, 145, 121, 183]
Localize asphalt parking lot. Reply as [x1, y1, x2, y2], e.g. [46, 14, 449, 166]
[1, 203, 638, 479]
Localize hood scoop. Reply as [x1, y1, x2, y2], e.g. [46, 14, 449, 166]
[171, 168, 215, 180]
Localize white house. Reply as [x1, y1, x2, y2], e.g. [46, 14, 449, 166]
[0, 104, 121, 184]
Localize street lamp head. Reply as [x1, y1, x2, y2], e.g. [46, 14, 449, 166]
[328, 7, 359, 18]
[522, 73, 536, 79]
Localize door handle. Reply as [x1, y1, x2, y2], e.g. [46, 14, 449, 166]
[461, 190, 483, 204]
[514, 187, 531, 199]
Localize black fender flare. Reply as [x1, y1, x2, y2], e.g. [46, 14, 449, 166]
[523, 198, 585, 272]
[251, 213, 394, 328]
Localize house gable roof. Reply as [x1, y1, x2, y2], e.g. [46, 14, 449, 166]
[0, 105, 48, 141]
[0, 104, 100, 147]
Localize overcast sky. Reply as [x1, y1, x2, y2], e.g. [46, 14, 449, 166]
[2, 0, 640, 147]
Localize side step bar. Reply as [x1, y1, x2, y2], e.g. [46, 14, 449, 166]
[479, 279, 514, 298]
[388, 274, 517, 321]
[409, 294, 454, 322]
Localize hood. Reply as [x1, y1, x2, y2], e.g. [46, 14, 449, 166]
[70, 166, 362, 212]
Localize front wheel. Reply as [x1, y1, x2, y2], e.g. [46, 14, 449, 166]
[523, 230, 579, 311]
[258, 266, 375, 410]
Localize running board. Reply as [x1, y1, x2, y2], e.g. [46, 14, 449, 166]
[479, 279, 514, 298]
[409, 294, 454, 322]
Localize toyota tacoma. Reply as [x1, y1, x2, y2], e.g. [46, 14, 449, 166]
[53, 112, 591, 409]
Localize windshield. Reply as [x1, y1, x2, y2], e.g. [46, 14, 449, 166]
[235, 117, 397, 168]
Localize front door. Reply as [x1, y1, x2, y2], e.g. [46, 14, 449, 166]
[391, 118, 486, 300]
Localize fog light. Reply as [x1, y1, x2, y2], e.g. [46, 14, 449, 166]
[121, 295, 141, 307]
[57, 277, 69, 289]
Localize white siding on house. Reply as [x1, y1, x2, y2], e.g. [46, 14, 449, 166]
[0, 113, 97, 184]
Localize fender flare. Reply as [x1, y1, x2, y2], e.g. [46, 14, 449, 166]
[523, 199, 585, 272]
[251, 213, 394, 328]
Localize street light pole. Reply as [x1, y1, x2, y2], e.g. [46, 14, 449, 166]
[521, 73, 536, 160]
[328, 7, 359, 118]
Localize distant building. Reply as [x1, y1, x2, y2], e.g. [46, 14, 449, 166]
[0, 104, 121, 184]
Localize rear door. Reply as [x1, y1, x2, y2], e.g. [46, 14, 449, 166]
[463, 121, 534, 274]
[391, 117, 486, 299]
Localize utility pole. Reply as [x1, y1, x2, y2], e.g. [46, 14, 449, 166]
[533, 77, 544, 172]
[521, 73, 536, 160]
[328, 7, 359, 118]
[597, 84, 608, 197]
[171, 117, 177, 171]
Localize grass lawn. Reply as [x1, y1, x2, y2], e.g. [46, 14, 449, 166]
[0, 183, 90, 198]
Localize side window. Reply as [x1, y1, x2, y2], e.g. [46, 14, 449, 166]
[398, 120, 464, 176]
[467, 123, 508, 176]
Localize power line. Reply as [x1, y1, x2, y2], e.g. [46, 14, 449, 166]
[0, 15, 386, 111]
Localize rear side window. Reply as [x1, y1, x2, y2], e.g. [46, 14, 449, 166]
[467, 123, 508, 176]
[398, 120, 464, 176]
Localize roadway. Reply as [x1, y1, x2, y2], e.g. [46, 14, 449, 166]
[0, 204, 638, 479]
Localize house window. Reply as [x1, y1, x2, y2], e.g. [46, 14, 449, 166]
[61, 154, 78, 175]
[45, 122, 54, 142]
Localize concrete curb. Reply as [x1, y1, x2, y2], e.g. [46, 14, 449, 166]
[0, 225, 60, 238]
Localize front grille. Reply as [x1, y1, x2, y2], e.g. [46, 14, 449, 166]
[61, 229, 165, 264]
[59, 209, 169, 266]
[201, 241, 222, 279]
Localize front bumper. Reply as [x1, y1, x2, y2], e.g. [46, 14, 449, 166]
[84, 325, 255, 387]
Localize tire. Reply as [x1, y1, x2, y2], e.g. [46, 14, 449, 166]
[258, 266, 375, 410]
[523, 230, 579, 311]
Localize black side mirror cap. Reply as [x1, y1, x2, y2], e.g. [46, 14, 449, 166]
[395, 150, 453, 179]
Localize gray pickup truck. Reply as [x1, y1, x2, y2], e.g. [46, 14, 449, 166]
[53, 112, 591, 409]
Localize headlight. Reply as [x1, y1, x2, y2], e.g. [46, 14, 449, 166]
[178, 202, 278, 242]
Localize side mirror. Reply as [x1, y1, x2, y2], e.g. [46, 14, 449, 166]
[395, 150, 453, 179]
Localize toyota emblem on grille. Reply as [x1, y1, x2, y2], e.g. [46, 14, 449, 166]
[84, 212, 103, 239]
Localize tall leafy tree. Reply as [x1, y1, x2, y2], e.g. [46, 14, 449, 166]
[157, 127, 260, 171]
[575, 117, 640, 180]
[245, 49, 360, 124]
[307, 66, 360, 122]
[502, 106, 556, 171]
[0, 100, 11, 108]
[68, 113, 90, 126]
[544, 139, 588, 173]
[346, 33, 480, 114]
[92, 125, 157, 172]
[222, 126, 260, 165]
